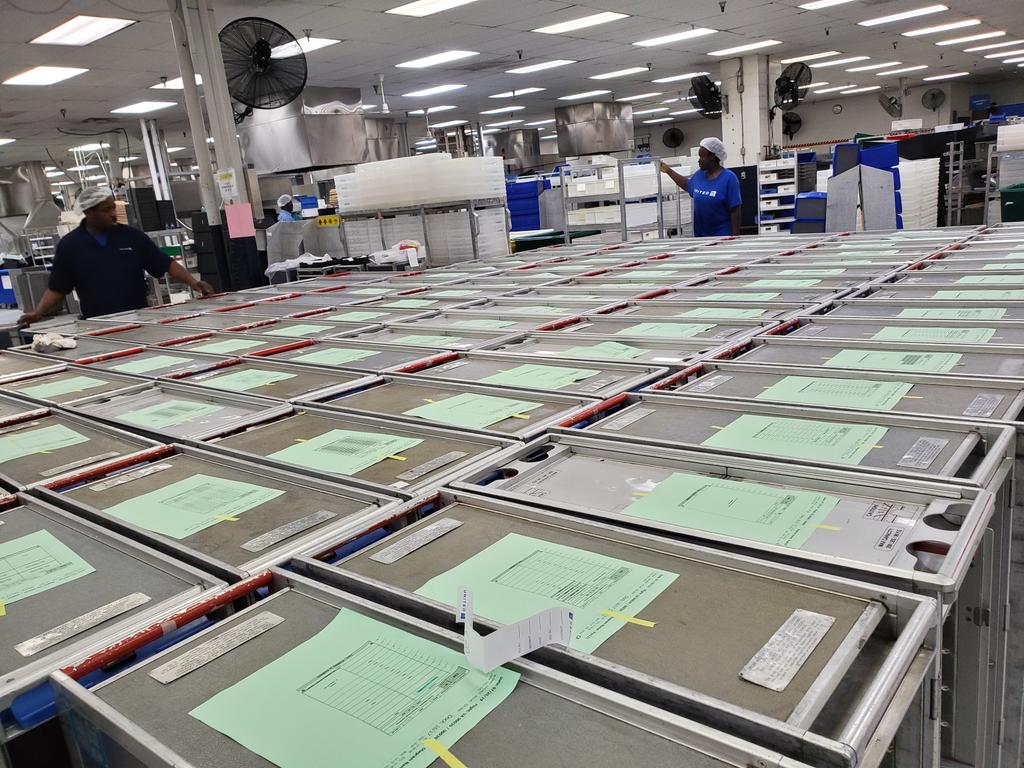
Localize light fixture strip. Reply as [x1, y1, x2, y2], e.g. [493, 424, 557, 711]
[533, 12, 628, 34]
[859, 4, 948, 26]
[633, 27, 717, 47]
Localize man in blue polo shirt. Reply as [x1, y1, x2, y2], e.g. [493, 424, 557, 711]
[18, 187, 214, 324]
[659, 137, 742, 237]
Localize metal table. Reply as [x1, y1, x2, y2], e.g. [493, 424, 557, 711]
[11, 337, 142, 363]
[345, 325, 517, 351]
[477, 333, 707, 367]
[780, 317, 1024, 347]
[0, 350, 64, 384]
[168, 358, 376, 402]
[601, 300, 792, 322]
[168, 332, 311, 358]
[250, 339, 448, 374]
[2, 366, 146, 406]
[819, 298, 1024, 321]
[83, 348, 233, 379]
[244, 318, 381, 341]
[543, 314, 767, 344]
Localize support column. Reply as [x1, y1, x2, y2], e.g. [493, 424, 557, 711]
[140, 118, 173, 200]
[719, 54, 782, 166]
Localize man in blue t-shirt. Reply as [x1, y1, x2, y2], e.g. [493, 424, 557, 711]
[659, 137, 742, 237]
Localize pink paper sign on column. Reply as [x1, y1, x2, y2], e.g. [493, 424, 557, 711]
[224, 202, 256, 239]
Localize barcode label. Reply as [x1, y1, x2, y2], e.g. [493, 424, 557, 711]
[369, 518, 464, 564]
[600, 406, 655, 432]
[963, 393, 1004, 418]
[898, 437, 949, 469]
[687, 374, 733, 394]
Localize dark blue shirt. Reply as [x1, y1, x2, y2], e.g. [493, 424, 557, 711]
[49, 222, 171, 318]
[687, 168, 742, 237]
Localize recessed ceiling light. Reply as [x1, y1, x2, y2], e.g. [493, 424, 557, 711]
[652, 71, 710, 83]
[67, 164, 98, 171]
[111, 101, 176, 114]
[1003, 56, 1024, 64]
[151, 74, 202, 89]
[523, 118, 555, 126]
[904, 19, 980, 37]
[985, 48, 1024, 58]
[481, 128, 500, 134]
[118, 156, 138, 162]
[31, 15, 135, 46]
[506, 60, 575, 74]
[387, 0, 480, 16]
[859, 4, 947, 26]
[591, 66, 649, 80]
[780, 51, 840, 63]
[617, 92, 663, 101]
[3, 66, 87, 85]
[533, 11, 628, 34]
[847, 61, 899, 71]
[815, 55, 870, 67]
[85, 174, 106, 181]
[643, 117, 674, 124]
[480, 105, 525, 114]
[408, 105, 458, 115]
[669, 108, 700, 115]
[271, 37, 339, 58]
[841, 85, 881, 93]
[922, 71, 970, 79]
[396, 50, 478, 68]
[937, 30, 1004, 45]
[540, 134, 557, 140]
[661, 97, 681, 103]
[431, 119, 468, 128]
[486, 119, 524, 127]
[875, 64, 928, 75]
[70, 142, 109, 152]
[401, 84, 466, 97]
[633, 107, 670, 115]
[489, 87, 544, 98]
[45, 170, 64, 177]
[52, 181, 74, 186]
[965, 39, 1023, 52]
[709, 40, 781, 56]
[798, 0, 857, 9]
[813, 84, 852, 93]
[806, 81, 830, 87]
[557, 89, 611, 100]
[165, 147, 184, 153]
[634, 28, 717, 47]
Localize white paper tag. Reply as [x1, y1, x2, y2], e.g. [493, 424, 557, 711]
[369, 518, 463, 564]
[240, 510, 338, 553]
[963, 393, 1004, 418]
[456, 587, 573, 672]
[90, 462, 172, 491]
[38, 451, 122, 478]
[897, 437, 949, 469]
[396, 451, 468, 482]
[687, 374, 734, 394]
[599, 406, 655, 432]
[739, 609, 835, 692]
[15, 593, 151, 657]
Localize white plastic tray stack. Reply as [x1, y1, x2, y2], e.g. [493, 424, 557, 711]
[898, 157, 940, 229]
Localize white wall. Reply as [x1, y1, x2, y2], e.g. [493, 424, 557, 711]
[636, 117, 724, 161]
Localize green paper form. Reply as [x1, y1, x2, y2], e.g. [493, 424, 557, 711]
[349, 288, 393, 295]
[121, 399, 224, 430]
[16, 375, 107, 400]
[430, 290, 481, 298]
[562, 342, 646, 360]
[480, 363, 599, 390]
[188, 338, 266, 355]
[755, 376, 913, 411]
[745, 279, 821, 288]
[110, 354, 192, 375]
[677, 307, 764, 319]
[898, 308, 1007, 320]
[190, 609, 519, 768]
[825, 349, 962, 374]
[268, 429, 422, 475]
[956, 275, 1024, 285]
[392, 334, 464, 347]
[623, 472, 839, 549]
[703, 292, 780, 301]
[104, 474, 284, 540]
[615, 322, 714, 338]
[403, 393, 542, 429]
[702, 414, 887, 465]
[933, 290, 1024, 300]
[323, 311, 389, 322]
[291, 348, 378, 367]
[872, 326, 996, 344]
[451, 319, 516, 330]
[506, 305, 573, 315]
[982, 263, 1024, 270]
[0, 529, 95, 606]
[0, 423, 90, 463]
[202, 369, 298, 393]
[417, 532, 677, 654]
[382, 299, 438, 309]
[263, 324, 333, 338]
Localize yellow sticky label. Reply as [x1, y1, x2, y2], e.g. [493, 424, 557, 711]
[387, 454, 407, 461]
[510, 414, 531, 420]
[0, 602, 5, 617]
[816, 524, 842, 531]
[422, 739, 468, 768]
[903, 395, 924, 399]
[600, 609, 656, 628]
[215, 515, 239, 522]
[317, 215, 340, 227]
[295, 438, 308, 442]
[631, 491, 650, 497]
[873, 444, 885, 449]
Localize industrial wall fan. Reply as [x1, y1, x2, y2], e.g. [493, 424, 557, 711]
[774, 63, 812, 113]
[782, 112, 803, 139]
[219, 17, 308, 121]
[662, 127, 685, 149]
[921, 88, 946, 111]
[688, 75, 722, 119]
[878, 92, 904, 119]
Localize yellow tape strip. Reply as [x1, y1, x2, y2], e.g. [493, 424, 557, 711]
[710, 425, 725, 430]
[903, 395, 924, 399]
[0, 602, 5, 617]
[872, 445, 885, 449]
[387, 455, 407, 461]
[422, 739, 467, 768]
[215, 515, 239, 522]
[816, 523, 842, 531]
[600, 609, 656, 628]
[295, 438, 308, 442]
[510, 414, 531, 420]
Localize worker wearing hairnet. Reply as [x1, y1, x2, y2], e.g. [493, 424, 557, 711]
[18, 187, 214, 324]
[277, 194, 301, 222]
[660, 137, 742, 237]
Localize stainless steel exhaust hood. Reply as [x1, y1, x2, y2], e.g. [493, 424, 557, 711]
[19, 162, 62, 231]
[555, 102, 634, 157]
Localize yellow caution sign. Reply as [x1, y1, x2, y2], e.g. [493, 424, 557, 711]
[317, 215, 340, 227]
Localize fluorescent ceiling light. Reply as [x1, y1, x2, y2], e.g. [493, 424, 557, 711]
[985, 48, 1024, 58]
[846, 61, 899, 71]
[780, 51, 840, 63]
[481, 128, 500, 134]
[506, 59, 575, 74]
[557, 89, 611, 100]
[904, 19, 979, 37]
[534, 12, 628, 34]
[485, 119, 524, 127]
[633, 107, 670, 115]
[489, 87, 544, 98]
[70, 142, 109, 152]
[3, 66, 87, 85]
[805, 81, 830, 87]
[591, 66, 649, 80]
[431, 119, 468, 128]
[415, 138, 437, 145]
[45, 170, 64, 177]
[652, 71, 709, 83]
[540, 134, 557, 140]
[1003, 56, 1024, 64]
[151, 74, 202, 89]
[165, 147, 184, 153]
[643, 117, 674, 124]
[922, 71, 969, 79]
[205, 137, 215, 143]
[813, 84, 851, 93]
[408, 105, 458, 114]
[31, 15, 135, 46]
[661, 97, 680, 103]
[52, 181, 74, 186]
[271, 37, 339, 58]
[937, 30, 1004, 45]
[966, 39, 1023, 52]
[709, 40, 781, 56]
[387, 0, 480, 16]
[815, 55, 870, 66]
[798, 0, 857, 9]
[617, 92, 662, 101]
[841, 85, 881, 93]
[523, 118, 555, 126]
[118, 156, 138, 162]
[85, 175, 106, 181]
[111, 101, 176, 114]
[876, 64, 928, 75]
[401, 83, 466, 97]
[669, 108, 700, 115]
[396, 50, 478, 68]
[859, 4, 947, 26]
[480, 105, 525, 114]
[67, 164, 98, 171]
[634, 28, 717, 47]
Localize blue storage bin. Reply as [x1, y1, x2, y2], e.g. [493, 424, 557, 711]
[0, 270, 14, 305]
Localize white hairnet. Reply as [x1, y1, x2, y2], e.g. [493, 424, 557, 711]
[277, 194, 293, 208]
[76, 186, 114, 213]
[699, 137, 727, 163]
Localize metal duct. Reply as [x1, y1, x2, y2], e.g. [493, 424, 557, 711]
[365, 118, 402, 162]
[22, 161, 63, 230]
[485, 129, 541, 172]
[555, 102, 634, 156]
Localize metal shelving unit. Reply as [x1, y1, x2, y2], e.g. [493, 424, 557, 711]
[983, 143, 1024, 225]
[757, 153, 798, 234]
